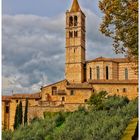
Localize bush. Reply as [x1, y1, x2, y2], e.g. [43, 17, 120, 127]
[2, 130, 13, 140]
[2, 95, 138, 140]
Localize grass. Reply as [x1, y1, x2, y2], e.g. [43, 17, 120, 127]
[121, 118, 138, 140]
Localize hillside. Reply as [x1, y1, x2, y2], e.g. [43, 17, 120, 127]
[2, 91, 138, 140]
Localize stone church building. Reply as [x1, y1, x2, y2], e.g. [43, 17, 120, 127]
[2, 0, 138, 130]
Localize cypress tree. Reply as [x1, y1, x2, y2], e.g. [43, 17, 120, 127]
[14, 104, 19, 129]
[19, 101, 23, 125]
[24, 98, 28, 125]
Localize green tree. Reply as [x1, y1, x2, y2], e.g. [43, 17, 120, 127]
[14, 104, 19, 129]
[14, 101, 23, 129]
[24, 98, 28, 125]
[99, 0, 138, 60]
[87, 91, 108, 110]
[19, 101, 23, 125]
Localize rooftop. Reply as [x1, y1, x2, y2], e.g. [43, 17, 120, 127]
[86, 57, 133, 63]
[70, 0, 81, 12]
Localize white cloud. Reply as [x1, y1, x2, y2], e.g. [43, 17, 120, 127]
[2, 9, 123, 95]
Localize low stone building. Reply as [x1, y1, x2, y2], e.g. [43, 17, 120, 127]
[2, 0, 138, 130]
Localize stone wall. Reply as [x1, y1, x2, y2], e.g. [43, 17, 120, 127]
[92, 83, 138, 100]
[119, 62, 138, 80]
[86, 61, 138, 81]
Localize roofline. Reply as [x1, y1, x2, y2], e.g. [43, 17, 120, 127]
[41, 79, 67, 89]
[86, 57, 136, 64]
[88, 80, 138, 84]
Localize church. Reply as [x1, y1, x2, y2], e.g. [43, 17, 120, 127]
[2, 0, 138, 130]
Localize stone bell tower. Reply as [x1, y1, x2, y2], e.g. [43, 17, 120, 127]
[65, 0, 86, 83]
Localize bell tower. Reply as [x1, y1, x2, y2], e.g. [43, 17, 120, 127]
[65, 0, 86, 83]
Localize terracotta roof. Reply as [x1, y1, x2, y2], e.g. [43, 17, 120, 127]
[11, 92, 41, 99]
[88, 79, 138, 84]
[70, 0, 81, 12]
[42, 79, 67, 89]
[66, 83, 92, 89]
[2, 96, 12, 101]
[86, 57, 133, 63]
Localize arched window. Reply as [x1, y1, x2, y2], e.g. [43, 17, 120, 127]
[69, 16, 73, 26]
[62, 97, 65, 101]
[106, 66, 109, 80]
[69, 31, 73, 38]
[74, 16, 78, 26]
[90, 67, 92, 79]
[74, 31, 78, 37]
[96, 66, 100, 80]
[125, 68, 128, 80]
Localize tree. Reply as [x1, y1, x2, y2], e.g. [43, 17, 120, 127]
[14, 101, 23, 129]
[99, 0, 138, 60]
[87, 91, 108, 110]
[19, 101, 23, 125]
[24, 98, 28, 125]
[14, 104, 19, 129]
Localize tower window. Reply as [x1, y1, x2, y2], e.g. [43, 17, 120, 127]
[125, 68, 128, 80]
[74, 16, 78, 26]
[96, 66, 100, 80]
[106, 66, 109, 80]
[90, 67, 92, 80]
[52, 87, 57, 95]
[74, 31, 78, 37]
[69, 16, 73, 26]
[69, 31, 73, 38]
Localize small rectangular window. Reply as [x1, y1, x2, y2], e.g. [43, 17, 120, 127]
[84, 99, 88, 102]
[123, 88, 127, 93]
[52, 87, 57, 95]
[70, 90, 74, 95]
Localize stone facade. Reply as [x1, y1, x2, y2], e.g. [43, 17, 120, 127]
[2, 0, 138, 130]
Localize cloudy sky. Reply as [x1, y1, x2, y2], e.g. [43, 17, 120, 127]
[2, 0, 123, 95]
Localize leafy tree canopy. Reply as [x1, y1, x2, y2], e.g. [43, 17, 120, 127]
[99, 0, 138, 60]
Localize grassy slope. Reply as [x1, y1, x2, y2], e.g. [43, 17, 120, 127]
[121, 118, 138, 140]
[2, 94, 138, 140]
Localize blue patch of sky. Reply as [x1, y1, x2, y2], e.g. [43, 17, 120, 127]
[2, 0, 102, 17]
